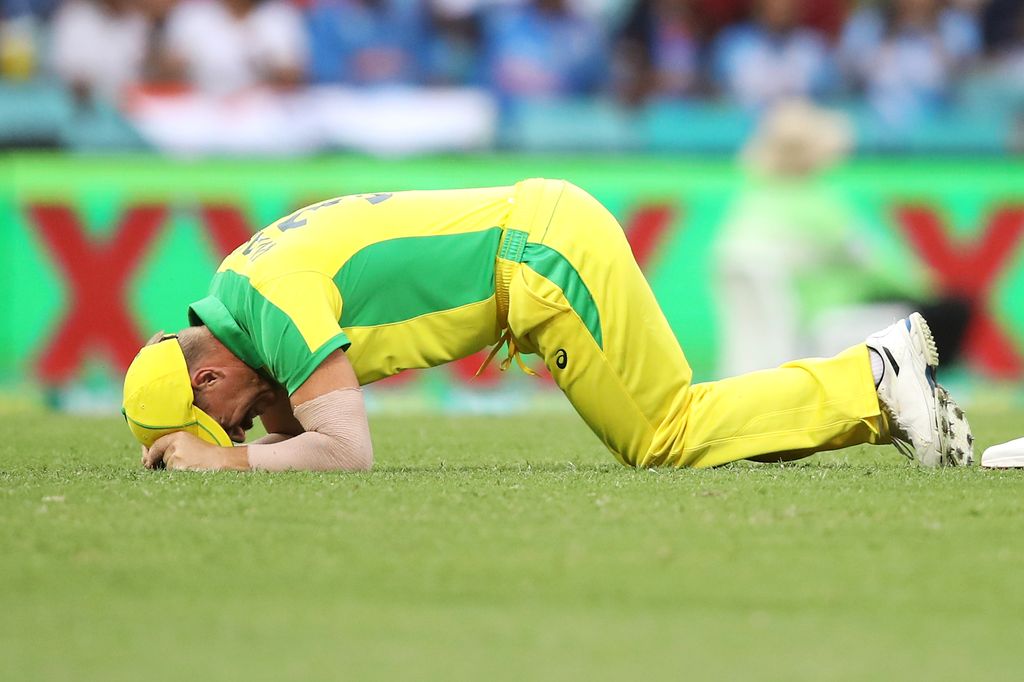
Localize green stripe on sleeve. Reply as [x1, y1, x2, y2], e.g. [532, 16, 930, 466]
[200, 270, 351, 395]
[522, 243, 603, 349]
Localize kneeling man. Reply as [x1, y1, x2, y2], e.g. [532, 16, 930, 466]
[122, 180, 973, 470]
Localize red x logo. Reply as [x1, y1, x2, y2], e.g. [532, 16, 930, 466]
[30, 204, 168, 383]
[895, 204, 1024, 376]
[625, 203, 676, 268]
[200, 204, 254, 257]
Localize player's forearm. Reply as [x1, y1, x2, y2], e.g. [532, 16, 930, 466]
[250, 433, 292, 445]
[208, 435, 289, 471]
[219, 446, 252, 471]
[244, 431, 372, 472]
[245, 388, 373, 472]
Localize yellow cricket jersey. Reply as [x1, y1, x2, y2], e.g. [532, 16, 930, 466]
[188, 186, 519, 393]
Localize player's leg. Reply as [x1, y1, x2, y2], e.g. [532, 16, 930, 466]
[506, 262, 677, 466]
[652, 347, 885, 467]
[506, 180, 888, 468]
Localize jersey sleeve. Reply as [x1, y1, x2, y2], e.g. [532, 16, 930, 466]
[247, 272, 351, 394]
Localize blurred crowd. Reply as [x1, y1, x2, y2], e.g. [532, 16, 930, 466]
[1, 0, 1022, 126]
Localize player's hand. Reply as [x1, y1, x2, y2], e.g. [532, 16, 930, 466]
[143, 432, 249, 471]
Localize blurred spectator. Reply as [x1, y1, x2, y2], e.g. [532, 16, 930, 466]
[161, 0, 308, 95]
[6, 0, 1022, 156]
[982, 0, 1024, 56]
[2, 0, 58, 19]
[716, 100, 923, 373]
[481, 0, 608, 98]
[972, 0, 1024, 148]
[695, 0, 745, 36]
[615, 0, 704, 104]
[799, 0, 847, 39]
[424, 0, 481, 86]
[838, 0, 981, 126]
[50, 0, 150, 102]
[710, 0, 835, 109]
[306, 0, 426, 86]
[699, 0, 848, 38]
[1, 13, 37, 79]
[716, 98, 969, 375]
[983, 0, 1024, 53]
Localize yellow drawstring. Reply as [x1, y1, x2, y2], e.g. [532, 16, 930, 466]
[475, 330, 508, 376]
[476, 329, 538, 377]
[480, 229, 536, 378]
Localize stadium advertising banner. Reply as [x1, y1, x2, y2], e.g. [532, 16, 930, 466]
[1, 154, 1022, 405]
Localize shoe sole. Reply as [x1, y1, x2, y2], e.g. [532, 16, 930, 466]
[907, 312, 939, 369]
[981, 437, 1024, 468]
[937, 386, 974, 466]
[909, 313, 974, 466]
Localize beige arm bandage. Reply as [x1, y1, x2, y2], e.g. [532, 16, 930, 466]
[246, 388, 374, 471]
[251, 433, 291, 445]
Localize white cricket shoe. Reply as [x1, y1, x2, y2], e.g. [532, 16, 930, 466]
[866, 312, 974, 467]
[981, 438, 1024, 468]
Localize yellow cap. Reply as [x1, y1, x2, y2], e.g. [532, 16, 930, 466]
[122, 336, 232, 448]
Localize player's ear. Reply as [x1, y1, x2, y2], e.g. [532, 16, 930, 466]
[192, 367, 225, 391]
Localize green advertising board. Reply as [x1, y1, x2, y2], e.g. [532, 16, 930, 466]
[2, 154, 1022, 402]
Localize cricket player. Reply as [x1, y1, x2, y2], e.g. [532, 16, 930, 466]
[122, 179, 974, 471]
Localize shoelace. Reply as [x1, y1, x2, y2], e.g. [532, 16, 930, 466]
[890, 434, 916, 462]
[886, 397, 966, 466]
[881, 404, 917, 462]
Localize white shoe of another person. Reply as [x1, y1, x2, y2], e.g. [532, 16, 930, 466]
[866, 312, 974, 467]
[981, 438, 1024, 468]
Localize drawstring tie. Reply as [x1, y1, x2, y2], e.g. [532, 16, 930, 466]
[476, 328, 537, 377]
[479, 227, 536, 377]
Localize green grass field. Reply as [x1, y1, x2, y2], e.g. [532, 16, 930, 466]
[2, 407, 1023, 681]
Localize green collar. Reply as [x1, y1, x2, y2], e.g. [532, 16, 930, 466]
[187, 296, 264, 370]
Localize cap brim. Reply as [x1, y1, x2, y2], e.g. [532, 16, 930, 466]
[193, 406, 234, 447]
[125, 407, 233, 449]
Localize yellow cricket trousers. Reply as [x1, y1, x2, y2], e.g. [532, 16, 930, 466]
[498, 179, 887, 467]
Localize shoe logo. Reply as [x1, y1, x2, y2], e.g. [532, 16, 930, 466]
[883, 347, 901, 376]
[555, 349, 568, 369]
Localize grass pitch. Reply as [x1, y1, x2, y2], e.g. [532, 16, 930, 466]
[2, 407, 1023, 681]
